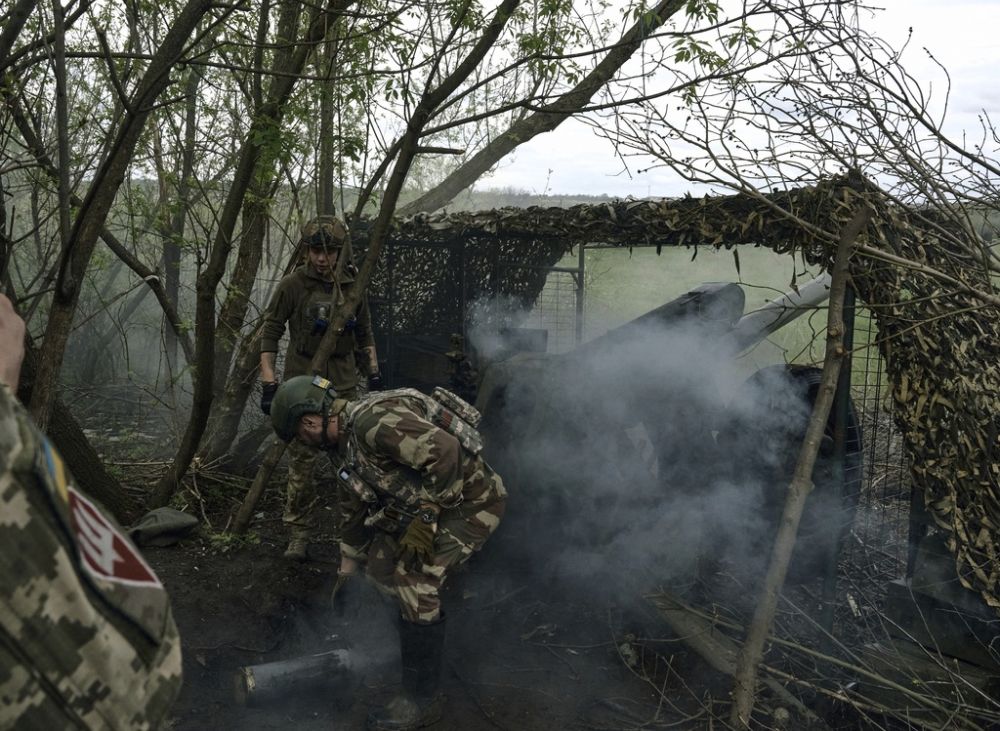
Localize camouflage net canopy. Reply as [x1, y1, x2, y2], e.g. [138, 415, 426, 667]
[354, 176, 1000, 615]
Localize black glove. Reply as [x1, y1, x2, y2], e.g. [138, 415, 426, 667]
[260, 381, 279, 415]
[367, 372, 383, 391]
[398, 514, 436, 567]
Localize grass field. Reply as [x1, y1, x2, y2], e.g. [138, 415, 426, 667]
[546, 245, 884, 389]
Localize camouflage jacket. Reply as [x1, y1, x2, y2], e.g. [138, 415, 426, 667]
[334, 390, 507, 559]
[260, 262, 375, 390]
[0, 385, 182, 730]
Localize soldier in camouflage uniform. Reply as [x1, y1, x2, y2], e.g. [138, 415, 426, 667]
[259, 215, 382, 561]
[0, 295, 182, 730]
[269, 375, 506, 731]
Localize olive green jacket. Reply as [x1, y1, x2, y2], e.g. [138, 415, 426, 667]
[260, 263, 375, 390]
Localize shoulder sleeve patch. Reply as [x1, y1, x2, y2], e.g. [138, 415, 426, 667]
[67, 486, 162, 588]
[38, 438, 69, 503]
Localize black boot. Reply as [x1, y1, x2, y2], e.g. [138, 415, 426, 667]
[367, 615, 446, 731]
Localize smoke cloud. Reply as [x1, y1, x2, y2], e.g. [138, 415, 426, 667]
[467, 290, 841, 609]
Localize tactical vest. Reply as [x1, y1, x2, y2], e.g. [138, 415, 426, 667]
[295, 274, 354, 361]
[335, 387, 484, 532]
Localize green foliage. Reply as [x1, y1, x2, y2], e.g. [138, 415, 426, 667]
[207, 530, 261, 554]
[1, 0, 815, 423]
[672, 36, 725, 70]
[726, 22, 761, 51]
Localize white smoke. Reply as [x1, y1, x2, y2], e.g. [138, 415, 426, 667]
[467, 291, 828, 604]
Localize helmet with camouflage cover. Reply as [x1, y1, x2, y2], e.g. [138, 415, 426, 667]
[300, 214, 348, 250]
[270, 375, 340, 442]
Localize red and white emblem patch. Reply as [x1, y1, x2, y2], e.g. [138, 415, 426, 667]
[67, 487, 162, 587]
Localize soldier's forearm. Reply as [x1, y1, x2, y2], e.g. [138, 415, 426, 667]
[363, 345, 379, 374]
[260, 352, 277, 382]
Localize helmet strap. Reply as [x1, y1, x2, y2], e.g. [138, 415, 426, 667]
[320, 407, 332, 450]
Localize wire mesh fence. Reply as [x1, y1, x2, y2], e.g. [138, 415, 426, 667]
[525, 252, 916, 620]
[844, 307, 913, 599]
[371, 240, 914, 606]
[516, 267, 582, 354]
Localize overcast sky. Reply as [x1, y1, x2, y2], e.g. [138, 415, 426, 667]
[478, 1, 1000, 198]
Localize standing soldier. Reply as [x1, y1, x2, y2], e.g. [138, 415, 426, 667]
[259, 215, 382, 561]
[0, 294, 182, 729]
[268, 375, 507, 731]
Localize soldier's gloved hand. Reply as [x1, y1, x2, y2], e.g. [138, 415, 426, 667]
[398, 515, 436, 566]
[367, 372, 383, 391]
[260, 381, 279, 415]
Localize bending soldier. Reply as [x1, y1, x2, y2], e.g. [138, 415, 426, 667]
[259, 215, 382, 561]
[269, 375, 507, 731]
[0, 294, 182, 729]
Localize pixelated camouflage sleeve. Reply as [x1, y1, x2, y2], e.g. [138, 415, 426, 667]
[353, 399, 464, 507]
[0, 385, 182, 730]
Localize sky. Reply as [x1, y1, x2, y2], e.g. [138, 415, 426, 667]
[477, 0, 1000, 198]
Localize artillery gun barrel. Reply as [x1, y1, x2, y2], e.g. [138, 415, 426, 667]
[725, 273, 832, 353]
[572, 281, 746, 357]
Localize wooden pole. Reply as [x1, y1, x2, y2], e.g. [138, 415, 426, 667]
[729, 204, 871, 727]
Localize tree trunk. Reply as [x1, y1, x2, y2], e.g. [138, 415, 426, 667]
[729, 205, 869, 727]
[190, 4, 277, 467]
[198, 228, 308, 467]
[233, 439, 286, 533]
[162, 62, 202, 378]
[234, 0, 523, 530]
[318, 32, 337, 214]
[28, 0, 215, 431]
[212, 189, 269, 394]
[17, 339, 134, 522]
[149, 0, 355, 508]
[0, 0, 39, 72]
[396, 0, 685, 216]
[0, 176, 9, 282]
[198, 322, 264, 465]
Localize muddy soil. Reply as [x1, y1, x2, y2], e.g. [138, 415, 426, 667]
[145, 511, 698, 731]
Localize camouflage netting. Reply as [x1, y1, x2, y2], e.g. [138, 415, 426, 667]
[359, 233, 569, 335]
[358, 175, 1000, 614]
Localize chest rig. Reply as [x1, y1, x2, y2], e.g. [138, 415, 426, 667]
[335, 387, 484, 532]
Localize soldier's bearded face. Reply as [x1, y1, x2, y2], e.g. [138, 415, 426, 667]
[296, 414, 324, 446]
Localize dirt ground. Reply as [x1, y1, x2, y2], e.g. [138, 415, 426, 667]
[144, 495, 698, 731]
[96, 387, 934, 731]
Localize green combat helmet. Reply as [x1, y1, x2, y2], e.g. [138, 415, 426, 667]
[301, 215, 348, 250]
[270, 375, 338, 442]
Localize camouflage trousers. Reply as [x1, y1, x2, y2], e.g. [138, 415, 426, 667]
[283, 387, 357, 540]
[365, 482, 506, 624]
[283, 438, 323, 539]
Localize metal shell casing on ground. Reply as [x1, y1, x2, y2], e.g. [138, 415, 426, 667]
[233, 649, 352, 706]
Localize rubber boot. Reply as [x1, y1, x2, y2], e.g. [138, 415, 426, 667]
[367, 615, 446, 731]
